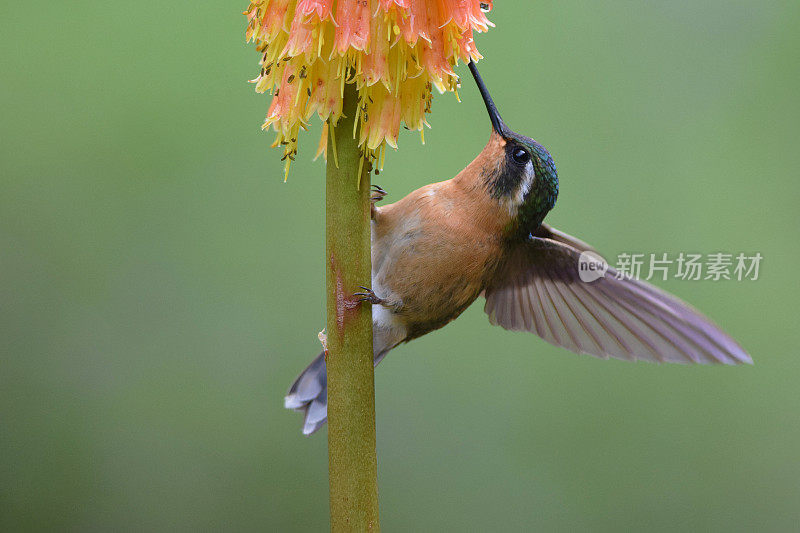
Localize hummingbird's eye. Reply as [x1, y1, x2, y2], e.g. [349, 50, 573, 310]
[511, 147, 531, 165]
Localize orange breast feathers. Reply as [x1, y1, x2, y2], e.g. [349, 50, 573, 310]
[371, 170, 508, 327]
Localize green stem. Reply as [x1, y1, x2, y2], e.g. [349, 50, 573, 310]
[326, 83, 380, 532]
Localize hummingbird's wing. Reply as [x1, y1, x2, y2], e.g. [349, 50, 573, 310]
[483, 234, 752, 365]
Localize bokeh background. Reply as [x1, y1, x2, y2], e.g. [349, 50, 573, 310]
[2, 1, 800, 530]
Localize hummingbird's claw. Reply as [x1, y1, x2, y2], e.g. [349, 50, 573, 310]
[354, 286, 384, 306]
[370, 184, 387, 204]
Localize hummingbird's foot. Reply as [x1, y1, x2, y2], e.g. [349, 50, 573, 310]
[354, 286, 384, 306]
[370, 184, 387, 204]
[370, 185, 387, 220]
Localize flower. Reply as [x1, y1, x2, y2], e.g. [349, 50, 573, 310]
[245, 0, 494, 178]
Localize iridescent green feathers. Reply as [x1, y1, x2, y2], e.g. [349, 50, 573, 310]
[516, 136, 558, 239]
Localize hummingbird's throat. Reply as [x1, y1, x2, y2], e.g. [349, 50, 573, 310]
[495, 162, 536, 214]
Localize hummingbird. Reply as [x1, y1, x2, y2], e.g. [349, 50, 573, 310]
[285, 61, 752, 435]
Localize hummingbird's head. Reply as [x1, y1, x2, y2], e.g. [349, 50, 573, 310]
[468, 61, 559, 236]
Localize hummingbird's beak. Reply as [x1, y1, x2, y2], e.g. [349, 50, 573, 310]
[468, 61, 507, 137]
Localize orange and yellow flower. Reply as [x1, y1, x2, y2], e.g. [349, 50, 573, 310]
[245, 0, 494, 178]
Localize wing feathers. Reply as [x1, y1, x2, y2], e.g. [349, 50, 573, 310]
[483, 233, 752, 365]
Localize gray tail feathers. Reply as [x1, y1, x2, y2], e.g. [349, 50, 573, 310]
[284, 351, 328, 435]
[285, 348, 393, 435]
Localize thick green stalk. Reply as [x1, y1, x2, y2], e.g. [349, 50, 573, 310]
[326, 84, 380, 532]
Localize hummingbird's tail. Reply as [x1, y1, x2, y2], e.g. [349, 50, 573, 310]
[285, 322, 406, 435]
[284, 348, 392, 435]
[284, 351, 329, 435]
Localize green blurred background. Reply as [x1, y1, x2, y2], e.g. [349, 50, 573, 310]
[2, 1, 799, 530]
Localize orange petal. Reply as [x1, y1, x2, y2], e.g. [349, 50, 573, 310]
[334, 0, 371, 54]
